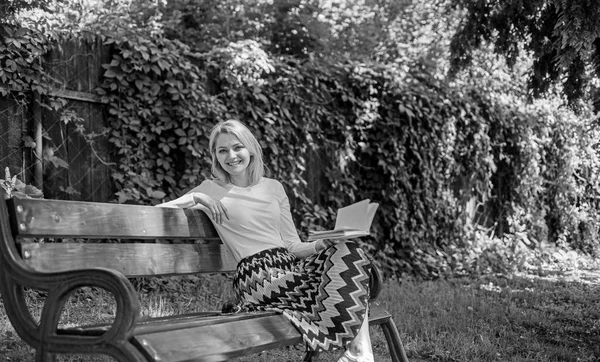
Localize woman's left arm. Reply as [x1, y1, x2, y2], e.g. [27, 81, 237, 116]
[276, 182, 320, 258]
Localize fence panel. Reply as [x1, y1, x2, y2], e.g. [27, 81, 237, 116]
[40, 38, 112, 202]
[0, 37, 113, 202]
[0, 97, 29, 183]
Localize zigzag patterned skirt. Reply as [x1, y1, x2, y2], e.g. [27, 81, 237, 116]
[233, 241, 372, 352]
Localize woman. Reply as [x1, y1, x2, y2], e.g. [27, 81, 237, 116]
[158, 119, 375, 362]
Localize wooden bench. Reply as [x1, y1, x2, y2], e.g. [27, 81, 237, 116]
[0, 191, 409, 362]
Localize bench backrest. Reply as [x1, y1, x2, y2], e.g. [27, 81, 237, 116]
[7, 197, 237, 277]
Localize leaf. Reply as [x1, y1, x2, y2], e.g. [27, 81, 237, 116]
[150, 190, 166, 199]
[46, 155, 69, 169]
[104, 69, 117, 78]
[135, 79, 144, 90]
[22, 185, 44, 198]
[59, 186, 79, 195]
[116, 190, 133, 204]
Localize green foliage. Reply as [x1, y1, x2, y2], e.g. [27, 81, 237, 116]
[161, 0, 260, 52]
[96, 33, 218, 204]
[0, 167, 44, 199]
[161, 0, 408, 61]
[0, 0, 58, 24]
[0, 24, 76, 186]
[0, 25, 53, 103]
[449, 0, 600, 107]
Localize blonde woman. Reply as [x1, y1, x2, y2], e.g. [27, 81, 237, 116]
[158, 119, 374, 362]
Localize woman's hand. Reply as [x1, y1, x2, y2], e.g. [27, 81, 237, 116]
[316, 238, 338, 252]
[192, 193, 229, 224]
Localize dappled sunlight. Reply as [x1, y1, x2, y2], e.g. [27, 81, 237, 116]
[518, 246, 600, 285]
[216, 40, 276, 88]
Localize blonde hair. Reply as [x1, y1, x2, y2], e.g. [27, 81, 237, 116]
[208, 120, 265, 185]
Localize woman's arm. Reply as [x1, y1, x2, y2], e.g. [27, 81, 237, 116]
[276, 182, 318, 258]
[156, 193, 197, 208]
[156, 181, 228, 223]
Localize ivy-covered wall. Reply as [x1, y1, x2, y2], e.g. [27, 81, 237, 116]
[3, 25, 600, 278]
[97, 33, 600, 277]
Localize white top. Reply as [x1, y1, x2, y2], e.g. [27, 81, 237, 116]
[156, 178, 317, 262]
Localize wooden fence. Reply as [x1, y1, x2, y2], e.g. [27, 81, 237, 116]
[0, 38, 113, 202]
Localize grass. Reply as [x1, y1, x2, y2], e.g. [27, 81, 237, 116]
[1, 269, 600, 362]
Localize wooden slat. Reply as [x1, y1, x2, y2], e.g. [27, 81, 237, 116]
[20, 242, 237, 276]
[135, 313, 302, 362]
[9, 198, 219, 239]
[60, 306, 392, 361]
[0, 98, 26, 178]
[63, 304, 391, 335]
[88, 38, 113, 202]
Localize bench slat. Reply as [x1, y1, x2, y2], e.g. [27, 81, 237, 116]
[9, 198, 218, 239]
[63, 304, 391, 336]
[134, 306, 391, 362]
[135, 314, 301, 362]
[20, 242, 237, 276]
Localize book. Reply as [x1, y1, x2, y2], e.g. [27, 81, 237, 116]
[307, 199, 379, 241]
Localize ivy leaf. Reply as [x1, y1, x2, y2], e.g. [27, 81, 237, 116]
[45, 155, 69, 169]
[22, 136, 36, 148]
[22, 185, 44, 198]
[59, 186, 79, 196]
[116, 190, 133, 204]
[149, 190, 166, 199]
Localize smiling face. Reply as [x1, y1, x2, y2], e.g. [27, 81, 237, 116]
[214, 132, 252, 183]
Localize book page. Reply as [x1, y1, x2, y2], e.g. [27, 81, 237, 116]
[334, 199, 371, 230]
[366, 202, 379, 228]
[308, 199, 379, 241]
[307, 229, 369, 241]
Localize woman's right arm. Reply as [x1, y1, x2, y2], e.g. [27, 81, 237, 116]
[156, 193, 196, 209]
[156, 186, 229, 224]
[156, 180, 215, 209]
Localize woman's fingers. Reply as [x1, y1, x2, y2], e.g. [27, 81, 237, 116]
[211, 207, 220, 223]
[326, 239, 339, 247]
[317, 238, 340, 252]
[220, 203, 230, 220]
[193, 195, 228, 224]
[210, 202, 229, 224]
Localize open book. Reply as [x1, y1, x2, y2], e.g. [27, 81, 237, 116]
[307, 199, 379, 241]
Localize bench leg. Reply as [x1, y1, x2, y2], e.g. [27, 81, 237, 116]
[379, 318, 410, 362]
[36, 350, 57, 362]
[303, 348, 320, 361]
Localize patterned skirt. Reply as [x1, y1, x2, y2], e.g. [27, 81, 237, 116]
[232, 241, 372, 352]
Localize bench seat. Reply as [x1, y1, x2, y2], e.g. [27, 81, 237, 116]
[60, 306, 395, 362]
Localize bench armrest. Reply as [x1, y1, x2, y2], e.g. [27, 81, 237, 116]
[46, 267, 140, 337]
[2, 265, 140, 353]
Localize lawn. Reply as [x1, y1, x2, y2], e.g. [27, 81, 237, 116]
[1, 266, 600, 362]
